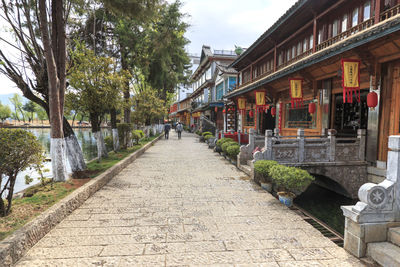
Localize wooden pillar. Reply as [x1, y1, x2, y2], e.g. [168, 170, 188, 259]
[250, 64, 253, 82]
[237, 72, 240, 88]
[374, 0, 381, 24]
[273, 45, 277, 72]
[313, 17, 317, 52]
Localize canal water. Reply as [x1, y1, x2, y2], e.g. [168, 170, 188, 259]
[294, 183, 357, 235]
[13, 128, 111, 193]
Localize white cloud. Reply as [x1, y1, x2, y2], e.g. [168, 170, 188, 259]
[181, 0, 297, 54]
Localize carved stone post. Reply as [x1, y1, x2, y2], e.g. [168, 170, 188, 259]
[341, 135, 400, 258]
[321, 128, 327, 137]
[358, 129, 366, 161]
[215, 129, 219, 140]
[221, 131, 224, 138]
[328, 129, 337, 162]
[264, 130, 273, 160]
[238, 130, 241, 145]
[297, 128, 305, 163]
[274, 128, 280, 138]
[248, 128, 256, 152]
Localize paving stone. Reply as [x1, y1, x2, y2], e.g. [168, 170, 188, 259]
[15, 132, 362, 266]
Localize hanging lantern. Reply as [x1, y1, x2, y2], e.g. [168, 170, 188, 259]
[308, 102, 316, 114]
[271, 107, 276, 117]
[367, 91, 378, 109]
[215, 107, 218, 112]
[223, 109, 226, 114]
[249, 110, 254, 118]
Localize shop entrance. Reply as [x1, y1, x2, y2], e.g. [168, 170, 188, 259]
[332, 90, 369, 137]
[260, 109, 275, 134]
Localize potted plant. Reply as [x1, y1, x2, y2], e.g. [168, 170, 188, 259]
[200, 131, 212, 143]
[221, 140, 237, 159]
[253, 160, 278, 192]
[215, 138, 230, 153]
[270, 165, 314, 207]
[226, 143, 240, 165]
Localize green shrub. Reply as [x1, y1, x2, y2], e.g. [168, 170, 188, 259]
[254, 160, 278, 183]
[216, 138, 234, 148]
[183, 125, 189, 131]
[202, 131, 212, 137]
[195, 130, 201, 136]
[204, 134, 215, 141]
[117, 123, 133, 148]
[104, 135, 113, 151]
[0, 128, 44, 216]
[269, 165, 314, 196]
[131, 130, 145, 144]
[226, 144, 240, 160]
[222, 140, 238, 154]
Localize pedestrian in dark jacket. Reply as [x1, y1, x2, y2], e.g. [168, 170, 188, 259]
[176, 122, 183, 139]
[164, 123, 171, 139]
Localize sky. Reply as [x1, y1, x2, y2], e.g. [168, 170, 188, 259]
[0, 0, 297, 96]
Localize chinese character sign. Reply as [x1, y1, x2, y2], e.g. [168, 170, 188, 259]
[289, 78, 303, 108]
[237, 98, 246, 111]
[255, 91, 266, 107]
[341, 59, 360, 103]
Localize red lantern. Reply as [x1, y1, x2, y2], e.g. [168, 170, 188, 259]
[215, 107, 218, 112]
[308, 102, 316, 114]
[223, 109, 226, 114]
[249, 110, 254, 118]
[367, 91, 378, 109]
[271, 107, 276, 117]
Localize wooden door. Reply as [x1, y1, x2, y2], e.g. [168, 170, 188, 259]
[378, 60, 400, 161]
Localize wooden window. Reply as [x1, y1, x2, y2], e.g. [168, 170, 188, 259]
[318, 27, 323, 44]
[297, 42, 302, 55]
[309, 34, 313, 49]
[352, 7, 359, 27]
[285, 100, 317, 129]
[286, 49, 290, 62]
[332, 19, 339, 37]
[292, 45, 296, 58]
[278, 52, 283, 65]
[303, 37, 307, 51]
[342, 14, 348, 32]
[363, 1, 371, 21]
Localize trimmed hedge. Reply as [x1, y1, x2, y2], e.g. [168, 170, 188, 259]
[269, 164, 314, 195]
[254, 160, 278, 183]
[222, 140, 238, 154]
[226, 144, 240, 160]
[202, 131, 212, 137]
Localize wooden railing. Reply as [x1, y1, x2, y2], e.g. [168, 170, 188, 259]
[277, 49, 313, 70]
[316, 18, 375, 51]
[380, 4, 400, 21]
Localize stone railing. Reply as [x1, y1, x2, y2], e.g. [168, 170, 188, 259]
[238, 128, 268, 165]
[253, 128, 366, 164]
[137, 124, 164, 137]
[341, 135, 400, 258]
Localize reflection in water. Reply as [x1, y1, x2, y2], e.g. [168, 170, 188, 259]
[13, 128, 111, 193]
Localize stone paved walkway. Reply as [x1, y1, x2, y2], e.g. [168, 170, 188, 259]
[16, 131, 364, 266]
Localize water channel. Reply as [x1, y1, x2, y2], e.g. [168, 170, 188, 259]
[14, 128, 111, 193]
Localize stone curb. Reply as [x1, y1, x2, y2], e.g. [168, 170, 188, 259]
[0, 134, 162, 267]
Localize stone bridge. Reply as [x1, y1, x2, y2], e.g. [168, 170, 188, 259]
[237, 128, 368, 199]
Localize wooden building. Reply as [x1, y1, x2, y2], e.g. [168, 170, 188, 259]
[226, 0, 400, 168]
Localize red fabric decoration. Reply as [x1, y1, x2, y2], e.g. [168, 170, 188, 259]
[341, 59, 361, 103]
[249, 110, 254, 118]
[308, 102, 316, 114]
[271, 107, 276, 117]
[367, 91, 378, 108]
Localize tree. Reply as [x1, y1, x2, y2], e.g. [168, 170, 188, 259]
[37, 0, 69, 181]
[0, 102, 12, 123]
[9, 94, 25, 122]
[0, 128, 44, 216]
[23, 101, 37, 123]
[68, 43, 127, 160]
[146, 1, 191, 102]
[0, 0, 87, 176]
[36, 106, 48, 125]
[131, 81, 167, 125]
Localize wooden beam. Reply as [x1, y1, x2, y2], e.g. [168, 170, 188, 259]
[276, 20, 313, 48]
[375, 0, 381, 24]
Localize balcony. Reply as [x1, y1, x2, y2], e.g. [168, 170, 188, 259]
[234, 4, 400, 91]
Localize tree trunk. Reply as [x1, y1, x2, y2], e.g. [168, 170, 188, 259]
[39, 0, 67, 182]
[110, 108, 119, 151]
[121, 51, 131, 123]
[91, 113, 108, 161]
[63, 117, 87, 173]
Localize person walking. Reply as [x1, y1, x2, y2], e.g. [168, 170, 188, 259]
[176, 122, 183, 139]
[164, 122, 171, 139]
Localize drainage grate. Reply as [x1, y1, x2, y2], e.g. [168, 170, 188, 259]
[290, 204, 344, 247]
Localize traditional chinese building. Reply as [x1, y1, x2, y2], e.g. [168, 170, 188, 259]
[226, 0, 400, 169]
[189, 45, 238, 131]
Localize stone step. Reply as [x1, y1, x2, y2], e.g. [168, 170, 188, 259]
[367, 166, 386, 177]
[246, 160, 252, 166]
[367, 242, 400, 267]
[388, 227, 400, 247]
